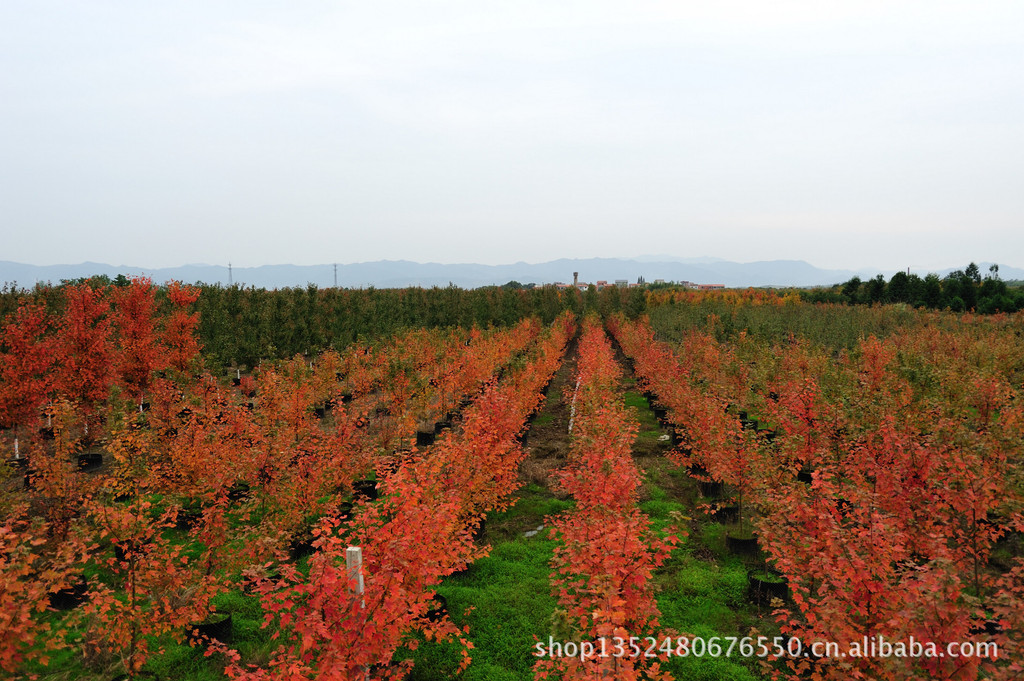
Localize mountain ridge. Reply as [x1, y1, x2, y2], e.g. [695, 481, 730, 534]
[2, 259, 1020, 290]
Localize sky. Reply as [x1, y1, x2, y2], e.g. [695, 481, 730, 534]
[1, 1, 1022, 271]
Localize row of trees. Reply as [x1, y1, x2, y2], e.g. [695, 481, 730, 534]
[0, 278, 201, 439]
[0, 274, 559, 676]
[214, 313, 576, 679]
[536, 317, 680, 680]
[610, 313, 1024, 680]
[2, 279, 646, 370]
[816, 263, 1021, 313]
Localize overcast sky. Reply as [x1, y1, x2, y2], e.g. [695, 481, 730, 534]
[2, 1, 1022, 271]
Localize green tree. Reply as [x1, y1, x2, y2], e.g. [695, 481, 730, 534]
[887, 271, 911, 303]
[921, 273, 943, 308]
[841, 276, 862, 303]
[864, 274, 886, 304]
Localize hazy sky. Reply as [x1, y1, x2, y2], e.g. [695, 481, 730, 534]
[2, 1, 1022, 271]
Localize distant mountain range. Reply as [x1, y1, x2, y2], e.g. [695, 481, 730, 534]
[2, 258, 1021, 290]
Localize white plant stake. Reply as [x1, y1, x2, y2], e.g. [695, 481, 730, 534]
[346, 546, 365, 608]
[346, 546, 369, 680]
[568, 378, 582, 434]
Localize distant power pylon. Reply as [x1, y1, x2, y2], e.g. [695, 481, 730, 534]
[228, 262, 233, 286]
[334, 263, 338, 288]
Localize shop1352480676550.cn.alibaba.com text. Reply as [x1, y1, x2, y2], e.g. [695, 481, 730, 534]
[532, 635, 1001, 662]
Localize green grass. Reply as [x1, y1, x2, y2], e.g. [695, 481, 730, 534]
[400, 457, 778, 680]
[404, 486, 572, 679]
[634, 467, 771, 680]
[146, 589, 277, 681]
[623, 390, 667, 442]
[530, 411, 555, 427]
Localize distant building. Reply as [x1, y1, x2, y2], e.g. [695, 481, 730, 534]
[615, 279, 628, 288]
[698, 284, 725, 290]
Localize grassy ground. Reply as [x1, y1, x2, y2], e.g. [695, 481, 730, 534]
[402, 485, 572, 680]
[404, 363, 782, 680]
[26, 351, 783, 680]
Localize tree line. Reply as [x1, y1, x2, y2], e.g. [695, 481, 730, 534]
[1, 278, 646, 370]
[805, 262, 1022, 313]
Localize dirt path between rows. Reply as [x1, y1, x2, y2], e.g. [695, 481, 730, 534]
[517, 336, 578, 492]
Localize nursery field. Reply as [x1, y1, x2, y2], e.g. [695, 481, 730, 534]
[1, 280, 1022, 680]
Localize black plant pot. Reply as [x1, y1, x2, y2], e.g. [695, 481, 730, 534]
[652, 405, 669, 424]
[748, 573, 789, 604]
[353, 479, 378, 501]
[338, 501, 354, 521]
[39, 427, 55, 441]
[797, 469, 815, 484]
[434, 419, 452, 435]
[698, 480, 722, 498]
[191, 611, 233, 644]
[726, 534, 759, 556]
[737, 410, 748, 420]
[77, 452, 103, 472]
[416, 427, 435, 447]
[227, 481, 252, 501]
[313, 406, 326, 420]
[48, 576, 89, 610]
[231, 377, 242, 386]
[425, 594, 448, 622]
[711, 505, 739, 524]
[175, 508, 203, 531]
[289, 534, 315, 560]
[6, 456, 29, 470]
[340, 392, 353, 404]
[968, 618, 1005, 636]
